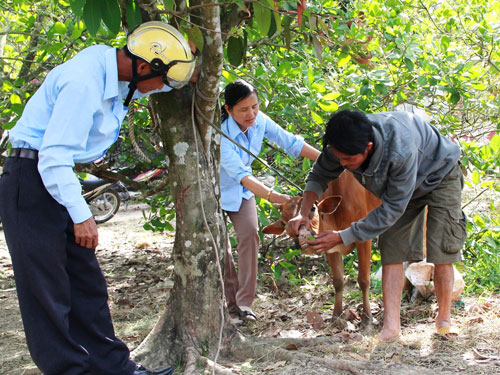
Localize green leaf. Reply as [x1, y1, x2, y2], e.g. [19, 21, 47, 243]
[311, 110, 323, 124]
[10, 94, 21, 105]
[101, 0, 121, 35]
[71, 21, 85, 39]
[322, 92, 341, 101]
[318, 101, 338, 112]
[69, 0, 86, 18]
[3, 80, 13, 92]
[338, 53, 351, 67]
[279, 261, 296, 271]
[185, 25, 204, 53]
[276, 61, 292, 76]
[53, 21, 67, 35]
[417, 75, 427, 86]
[284, 250, 302, 260]
[473, 215, 485, 228]
[440, 35, 450, 51]
[273, 10, 282, 35]
[126, 0, 143, 31]
[309, 15, 317, 31]
[83, 0, 102, 36]
[47, 42, 65, 54]
[163, 0, 175, 11]
[273, 264, 282, 280]
[253, 2, 272, 36]
[307, 66, 314, 85]
[404, 57, 414, 71]
[490, 134, 500, 151]
[471, 169, 480, 185]
[227, 36, 244, 66]
[312, 35, 323, 63]
[472, 82, 486, 90]
[447, 88, 461, 105]
[267, 10, 277, 37]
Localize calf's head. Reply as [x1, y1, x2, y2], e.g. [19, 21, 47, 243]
[262, 196, 343, 254]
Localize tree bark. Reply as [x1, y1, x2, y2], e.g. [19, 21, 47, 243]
[132, 70, 227, 371]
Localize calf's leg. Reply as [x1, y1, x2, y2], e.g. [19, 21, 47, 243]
[356, 240, 373, 321]
[327, 252, 344, 316]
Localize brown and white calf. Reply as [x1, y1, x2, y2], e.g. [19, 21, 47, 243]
[263, 171, 380, 320]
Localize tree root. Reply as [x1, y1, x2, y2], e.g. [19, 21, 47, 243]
[200, 357, 240, 375]
[223, 336, 366, 375]
[183, 346, 199, 375]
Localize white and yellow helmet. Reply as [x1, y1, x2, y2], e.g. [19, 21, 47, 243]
[127, 21, 195, 89]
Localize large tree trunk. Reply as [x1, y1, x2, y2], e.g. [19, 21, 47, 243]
[132, 0, 231, 368]
[132, 86, 229, 368]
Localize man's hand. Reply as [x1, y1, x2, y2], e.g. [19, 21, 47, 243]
[289, 190, 318, 235]
[289, 214, 310, 236]
[306, 230, 342, 254]
[74, 217, 98, 249]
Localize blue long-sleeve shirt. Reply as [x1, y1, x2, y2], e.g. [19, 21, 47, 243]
[9, 45, 171, 223]
[220, 112, 305, 212]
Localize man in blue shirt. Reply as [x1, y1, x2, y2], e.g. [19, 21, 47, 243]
[0, 22, 195, 375]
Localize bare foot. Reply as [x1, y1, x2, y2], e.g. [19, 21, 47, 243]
[376, 328, 400, 342]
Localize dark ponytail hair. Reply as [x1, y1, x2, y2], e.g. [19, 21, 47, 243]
[221, 79, 258, 122]
[323, 109, 374, 155]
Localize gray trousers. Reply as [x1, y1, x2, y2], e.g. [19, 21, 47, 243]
[224, 197, 259, 315]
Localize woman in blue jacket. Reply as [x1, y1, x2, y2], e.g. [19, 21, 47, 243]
[220, 80, 319, 324]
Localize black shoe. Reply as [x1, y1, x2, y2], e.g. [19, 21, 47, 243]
[134, 364, 174, 375]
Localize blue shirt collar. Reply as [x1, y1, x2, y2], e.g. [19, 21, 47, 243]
[226, 114, 261, 139]
[103, 48, 120, 101]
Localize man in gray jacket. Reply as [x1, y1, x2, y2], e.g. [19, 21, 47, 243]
[290, 109, 466, 341]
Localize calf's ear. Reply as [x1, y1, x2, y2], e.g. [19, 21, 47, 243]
[262, 221, 286, 235]
[318, 196, 342, 214]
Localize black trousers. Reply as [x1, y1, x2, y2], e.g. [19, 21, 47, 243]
[0, 157, 136, 375]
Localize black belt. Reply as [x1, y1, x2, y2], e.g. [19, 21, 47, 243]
[9, 148, 39, 160]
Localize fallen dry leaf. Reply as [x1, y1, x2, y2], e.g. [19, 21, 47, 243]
[341, 308, 360, 322]
[306, 311, 326, 330]
[264, 360, 287, 370]
[467, 316, 484, 324]
[473, 349, 492, 361]
[348, 352, 367, 361]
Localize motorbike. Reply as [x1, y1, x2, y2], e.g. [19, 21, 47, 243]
[79, 168, 166, 224]
[80, 177, 123, 224]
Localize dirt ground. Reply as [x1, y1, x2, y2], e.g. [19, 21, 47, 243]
[1, 203, 499, 375]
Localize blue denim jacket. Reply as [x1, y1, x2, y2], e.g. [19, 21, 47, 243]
[220, 112, 305, 212]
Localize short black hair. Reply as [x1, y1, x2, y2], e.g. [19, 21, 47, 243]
[221, 80, 258, 122]
[323, 109, 374, 155]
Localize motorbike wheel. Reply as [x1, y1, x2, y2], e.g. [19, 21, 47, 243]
[89, 189, 121, 224]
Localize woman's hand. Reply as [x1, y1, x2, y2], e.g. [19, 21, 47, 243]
[270, 191, 291, 204]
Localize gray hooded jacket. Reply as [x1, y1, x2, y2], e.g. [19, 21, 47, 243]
[305, 111, 461, 246]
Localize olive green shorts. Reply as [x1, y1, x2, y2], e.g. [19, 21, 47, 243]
[378, 163, 466, 265]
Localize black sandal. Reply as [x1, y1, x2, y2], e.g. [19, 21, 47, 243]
[239, 308, 257, 321]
